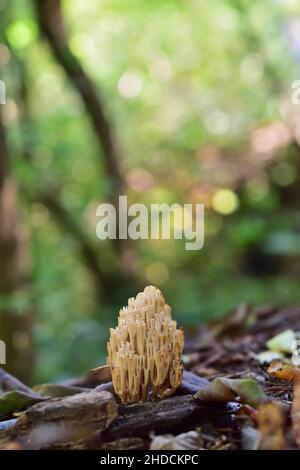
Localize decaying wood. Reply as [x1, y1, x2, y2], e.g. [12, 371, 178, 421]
[0, 391, 117, 450]
[0, 392, 207, 450]
[0, 368, 208, 450]
[103, 394, 205, 443]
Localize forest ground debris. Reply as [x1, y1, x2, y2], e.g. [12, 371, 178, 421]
[257, 401, 286, 449]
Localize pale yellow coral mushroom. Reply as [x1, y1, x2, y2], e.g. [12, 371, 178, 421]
[107, 285, 184, 403]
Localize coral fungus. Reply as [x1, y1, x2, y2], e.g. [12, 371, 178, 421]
[107, 286, 184, 403]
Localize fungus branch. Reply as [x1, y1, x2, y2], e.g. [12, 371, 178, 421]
[107, 286, 184, 403]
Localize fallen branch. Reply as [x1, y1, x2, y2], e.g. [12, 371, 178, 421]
[103, 395, 205, 443]
[1, 391, 117, 450]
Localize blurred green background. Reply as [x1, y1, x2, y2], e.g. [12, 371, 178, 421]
[1, 0, 300, 384]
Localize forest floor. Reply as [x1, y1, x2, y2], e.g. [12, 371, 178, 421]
[0, 303, 300, 450]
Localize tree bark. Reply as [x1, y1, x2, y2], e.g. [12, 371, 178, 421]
[103, 395, 205, 442]
[0, 390, 117, 450]
[0, 393, 207, 450]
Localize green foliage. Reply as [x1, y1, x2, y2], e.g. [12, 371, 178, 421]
[1, 0, 300, 381]
[0, 390, 45, 418]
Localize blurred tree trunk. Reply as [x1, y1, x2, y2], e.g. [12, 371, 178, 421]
[35, 191, 118, 300]
[34, 0, 123, 193]
[13, 55, 133, 301]
[33, 0, 137, 283]
[0, 105, 33, 384]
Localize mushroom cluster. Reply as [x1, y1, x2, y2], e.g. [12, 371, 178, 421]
[107, 286, 184, 403]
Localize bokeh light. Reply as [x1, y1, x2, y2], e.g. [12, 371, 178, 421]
[6, 19, 38, 49]
[145, 262, 169, 284]
[117, 72, 143, 99]
[212, 189, 239, 215]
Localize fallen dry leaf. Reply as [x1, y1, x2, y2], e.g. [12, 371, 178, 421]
[267, 360, 295, 381]
[195, 377, 267, 408]
[268, 360, 300, 447]
[257, 401, 286, 450]
[150, 430, 203, 450]
[292, 377, 300, 448]
[266, 329, 295, 354]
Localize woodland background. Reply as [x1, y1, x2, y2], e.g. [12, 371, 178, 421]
[1, 0, 300, 384]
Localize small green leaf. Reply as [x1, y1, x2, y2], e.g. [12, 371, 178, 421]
[0, 390, 45, 418]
